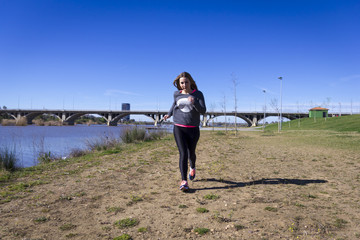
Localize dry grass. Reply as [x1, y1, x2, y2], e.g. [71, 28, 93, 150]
[1, 130, 360, 239]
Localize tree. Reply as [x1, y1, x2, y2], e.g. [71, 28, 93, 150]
[231, 73, 239, 136]
[296, 101, 302, 127]
[209, 103, 216, 131]
[270, 98, 280, 130]
[322, 97, 331, 121]
[221, 94, 227, 132]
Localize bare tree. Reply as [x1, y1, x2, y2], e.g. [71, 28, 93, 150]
[231, 73, 239, 136]
[322, 97, 331, 121]
[339, 102, 342, 116]
[209, 103, 216, 131]
[296, 101, 302, 127]
[270, 98, 280, 130]
[221, 94, 227, 132]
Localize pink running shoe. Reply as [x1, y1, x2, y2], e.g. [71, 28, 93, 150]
[179, 180, 189, 191]
[189, 168, 196, 181]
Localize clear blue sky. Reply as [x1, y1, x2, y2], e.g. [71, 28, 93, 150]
[1, 0, 360, 115]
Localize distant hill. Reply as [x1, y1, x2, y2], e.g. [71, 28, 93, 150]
[265, 114, 360, 133]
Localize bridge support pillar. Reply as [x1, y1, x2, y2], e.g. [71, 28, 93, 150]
[105, 114, 117, 126]
[154, 114, 160, 127]
[202, 115, 208, 127]
[252, 115, 258, 127]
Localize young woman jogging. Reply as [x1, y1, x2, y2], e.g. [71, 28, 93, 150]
[163, 72, 206, 191]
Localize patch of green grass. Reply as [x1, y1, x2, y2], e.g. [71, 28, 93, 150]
[204, 193, 220, 200]
[302, 194, 317, 199]
[74, 191, 86, 197]
[34, 216, 48, 223]
[264, 206, 278, 212]
[265, 115, 360, 133]
[0, 180, 46, 204]
[65, 233, 78, 238]
[106, 206, 125, 214]
[215, 131, 226, 135]
[194, 227, 210, 235]
[0, 171, 12, 181]
[334, 218, 348, 229]
[179, 204, 188, 208]
[294, 202, 305, 208]
[60, 223, 76, 231]
[235, 224, 246, 230]
[59, 195, 73, 201]
[113, 234, 132, 240]
[261, 130, 275, 136]
[211, 211, 232, 223]
[114, 218, 139, 229]
[100, 149, 122, 155]
[138, 227, 148, 232]
[196, 207, 209, 213]
[127, 195, 143, 206]
[8, 180, 44, 192]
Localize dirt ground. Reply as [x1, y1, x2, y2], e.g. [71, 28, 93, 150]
[1, 130, 360, 240]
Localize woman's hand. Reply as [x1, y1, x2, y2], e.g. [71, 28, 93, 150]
[188, 96, 195, 104]
[163, 115, 170, 121]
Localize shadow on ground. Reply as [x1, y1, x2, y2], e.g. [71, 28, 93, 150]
[186, 178, 328, 193]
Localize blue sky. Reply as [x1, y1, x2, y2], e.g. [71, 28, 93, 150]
[1, 0, 360, 117]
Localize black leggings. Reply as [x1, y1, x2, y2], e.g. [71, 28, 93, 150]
[173, 125, 200, 181]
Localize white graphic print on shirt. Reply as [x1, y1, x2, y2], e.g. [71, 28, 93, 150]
[176, 98, 193, 113]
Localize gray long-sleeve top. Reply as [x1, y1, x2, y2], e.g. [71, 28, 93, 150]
[167, 89, 206, 127]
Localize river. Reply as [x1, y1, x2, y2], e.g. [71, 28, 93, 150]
[0, 124, 169, 168]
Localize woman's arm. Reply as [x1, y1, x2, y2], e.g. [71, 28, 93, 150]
[193, 91, 206, 114]
[164, 101, 176, 120]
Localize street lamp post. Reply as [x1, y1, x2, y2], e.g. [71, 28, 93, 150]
[278, 77, 283, 132]
[263, 89, 266, 131]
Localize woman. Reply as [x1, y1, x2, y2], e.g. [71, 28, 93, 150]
[164, 72, 206, 191]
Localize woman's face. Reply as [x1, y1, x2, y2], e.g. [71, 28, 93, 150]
[179, 77, 191, 91]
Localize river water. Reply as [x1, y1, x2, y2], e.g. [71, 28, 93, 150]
[0, 124, 169, 168]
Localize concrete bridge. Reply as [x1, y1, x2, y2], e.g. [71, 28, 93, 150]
[0, 108, 309, 127]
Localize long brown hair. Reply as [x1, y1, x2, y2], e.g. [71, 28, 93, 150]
[173, 72, 198, 91]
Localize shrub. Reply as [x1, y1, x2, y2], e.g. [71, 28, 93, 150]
[146, 129, 168, 141]
[85, 135, 121, 151]
[1, 119, 16, 126]
[38, 151, 56, 164]
[0, 147, 18, 172]
[68, 148, 88, 158]
[15, 117, 27, 126]
[121, 127, 146, 143]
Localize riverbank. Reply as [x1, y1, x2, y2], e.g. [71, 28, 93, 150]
[1, 130, 360, 239]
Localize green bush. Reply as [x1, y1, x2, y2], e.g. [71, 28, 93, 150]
[38, 151, 55, 164]
[0, 147, 18, 172]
